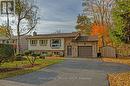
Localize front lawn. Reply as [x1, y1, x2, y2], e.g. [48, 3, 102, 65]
[0, 58, 64, 79]
[101, 57, 130, 86]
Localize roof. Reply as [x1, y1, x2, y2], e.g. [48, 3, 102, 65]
[0, 37, 9, 40]
[0, 35, 31, 40]
[73, 36, 98, 42]
[27, 32, 79, 39]
[27, 32, 98, 42]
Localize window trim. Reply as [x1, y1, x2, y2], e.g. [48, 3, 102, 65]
[39, 40, 48, 46]
[30, 40, 37, 46]
[1, 1, 14, 14]
[50, 39, 61, 49]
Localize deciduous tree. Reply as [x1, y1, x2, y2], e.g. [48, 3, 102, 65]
[76, 14, 91, 35]
[112, 0, 130, 43]
[82, 0, 115, 47]
[15, 0, 39, 54]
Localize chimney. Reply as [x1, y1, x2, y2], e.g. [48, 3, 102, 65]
[33, 31, 37, 36]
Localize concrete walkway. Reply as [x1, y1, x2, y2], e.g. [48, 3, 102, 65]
[0, 58, 130, 86]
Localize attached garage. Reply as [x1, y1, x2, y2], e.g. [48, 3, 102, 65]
[78, 46, 93, 57]
[65, 35, 98, 58]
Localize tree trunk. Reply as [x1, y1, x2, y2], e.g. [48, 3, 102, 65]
[101, 35, 105, 47]
[17, 35, 20, 54]
[16, 18, 21, 54]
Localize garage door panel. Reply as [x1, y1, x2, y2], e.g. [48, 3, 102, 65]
[78, 46, 92, 57]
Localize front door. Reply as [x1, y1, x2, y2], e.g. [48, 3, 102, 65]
[67, 46, 72, 56]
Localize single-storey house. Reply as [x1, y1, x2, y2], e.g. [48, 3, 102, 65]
[27, 32, 98, 58]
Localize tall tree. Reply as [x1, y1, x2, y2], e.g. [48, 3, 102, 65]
[76, 14, 91, 35]
[15, 0, 39, 54]
[82, 0, 114, 26]
[112, 0, 130, 44]
[82, 0, 115, 47]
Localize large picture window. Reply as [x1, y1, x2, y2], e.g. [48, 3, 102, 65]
[51, 39, 61, 48]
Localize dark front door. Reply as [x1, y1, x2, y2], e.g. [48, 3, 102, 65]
[67, 46, 72, 56]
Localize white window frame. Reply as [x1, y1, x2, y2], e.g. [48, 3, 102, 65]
[51, 39, 61, 49]
[30, 40, 37, 46]
[1, 0, 15, 14]
[39, 40, 48, 46]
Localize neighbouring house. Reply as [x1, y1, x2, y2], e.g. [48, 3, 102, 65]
[0, 0, 15, 15]
[0, 35, 29, 53]
[27, 32, 98, 58]
[19, 35, 30, 52]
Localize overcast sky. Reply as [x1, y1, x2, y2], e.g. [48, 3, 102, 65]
[0, 0, 83, 34]
[36, 0, 82, 34]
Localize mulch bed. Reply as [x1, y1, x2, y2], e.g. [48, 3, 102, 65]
[22, 64, 40, 68]
[46, 56, 63, 59]
[0, 68, 23, 73]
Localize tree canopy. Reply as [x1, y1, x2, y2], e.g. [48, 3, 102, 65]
[76, 14, 91, 35]
[0, 25, 12, 37]
[111, 0, 130, 44]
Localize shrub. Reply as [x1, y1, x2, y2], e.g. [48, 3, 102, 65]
[15, 54, 25, 61]
[47, 52, 53, 57]
[24, 51, 38, 66]
[24, 50, 32, 56]
[59, 52, 64, 57]
[0, 44, 14, 65]
[36, 53, 41, 57]
[31, 53, 38, 57]
[39, 54, 45, 59]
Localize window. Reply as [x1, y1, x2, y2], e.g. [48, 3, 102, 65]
[39, 40, 48, 46]
[1, 1, 14, 14]
[51, 39, 61, 48]
[53, 51, 64, 56]
[30, 40, 37, 46]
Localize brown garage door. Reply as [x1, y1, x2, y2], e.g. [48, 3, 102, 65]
[78, 46, 92, 57]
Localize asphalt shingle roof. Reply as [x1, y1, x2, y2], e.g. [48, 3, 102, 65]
[27, 32, 79, 39]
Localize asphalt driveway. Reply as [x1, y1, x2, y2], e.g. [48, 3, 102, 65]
[0, 58, 130, 86]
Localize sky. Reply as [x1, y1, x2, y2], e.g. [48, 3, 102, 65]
[0, 0, 83, 34]
[36, 0, 83, 34]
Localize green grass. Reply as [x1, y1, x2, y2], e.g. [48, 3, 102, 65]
[1, 59, 44, 68]
[0, 59, 64, 79]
